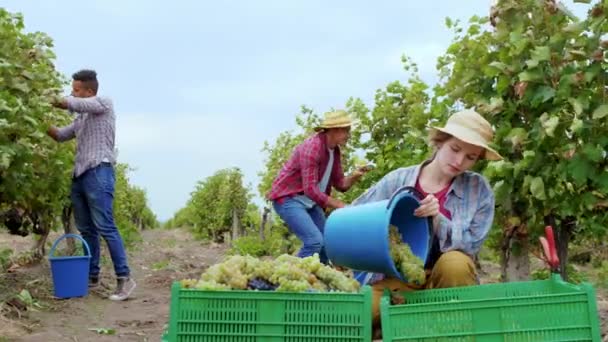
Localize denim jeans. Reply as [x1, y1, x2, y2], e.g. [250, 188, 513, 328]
[71, 163, 130, 278]
[272, 198, 328, 264]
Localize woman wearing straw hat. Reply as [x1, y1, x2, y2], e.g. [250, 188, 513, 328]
[351, 109, 502, 334]
[267, 110, 371, 264]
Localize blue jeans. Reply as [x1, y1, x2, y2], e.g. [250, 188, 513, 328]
[272, 198, 328, 264]
[71, 163, 130, 278]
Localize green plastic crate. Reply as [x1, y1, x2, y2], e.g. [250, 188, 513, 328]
[167, 282, 372, 341]
[380, 274, 601, 341]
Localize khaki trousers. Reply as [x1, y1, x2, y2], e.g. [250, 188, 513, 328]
[371, 251, 477, 325]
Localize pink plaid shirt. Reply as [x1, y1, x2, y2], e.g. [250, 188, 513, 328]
[267, 132, 347, 208]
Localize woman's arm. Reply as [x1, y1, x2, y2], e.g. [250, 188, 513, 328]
[351, 168, 406, 205]
[433, 187, 495, 256]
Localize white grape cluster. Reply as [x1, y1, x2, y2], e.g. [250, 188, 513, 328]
[180, 254, 360, 293]
[388, 225, 426, 285]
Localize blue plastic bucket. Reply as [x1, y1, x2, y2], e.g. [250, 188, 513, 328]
[325, 186, 431, 282]
[48, 234, 91, 299]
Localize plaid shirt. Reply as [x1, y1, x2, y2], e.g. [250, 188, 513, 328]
[267, 132, 347, 208]
[352, 161, 495, 284]
[55, 96, 116, 177]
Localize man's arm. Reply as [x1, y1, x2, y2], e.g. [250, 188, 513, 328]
[47, 123, 76, 142]
[54, 96, 110, 115]
[331, 150, 369, 193]
[334, 167, 368, 192]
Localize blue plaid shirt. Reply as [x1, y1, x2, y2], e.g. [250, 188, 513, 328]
[351, 161, 496, 284]
[55, 96, 116, 177]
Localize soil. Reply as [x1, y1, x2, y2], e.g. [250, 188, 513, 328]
[0, 228, 606, 341]
[0, 228, 227, 342]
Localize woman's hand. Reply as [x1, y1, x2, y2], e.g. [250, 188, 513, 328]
[413, 194, 439, 218]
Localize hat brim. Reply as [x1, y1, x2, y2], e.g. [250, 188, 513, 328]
[314, 124, 352, 132]
[430, 126, 503, 161]
[314, 121, 357, 132]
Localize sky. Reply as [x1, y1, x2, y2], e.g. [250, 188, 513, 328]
[3, 1, 590, 221]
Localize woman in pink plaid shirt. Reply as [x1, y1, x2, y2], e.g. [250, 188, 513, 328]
[267, 110, 370, 264]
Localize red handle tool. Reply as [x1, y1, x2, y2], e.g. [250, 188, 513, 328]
[539, 225, 559, 272]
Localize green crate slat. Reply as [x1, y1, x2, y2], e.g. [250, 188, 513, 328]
[167, 282, 372, 341]
[381, 274, 602, 342]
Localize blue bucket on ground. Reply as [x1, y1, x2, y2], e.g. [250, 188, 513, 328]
[325, 186, 431, 282]
[48, 234, 91, 299]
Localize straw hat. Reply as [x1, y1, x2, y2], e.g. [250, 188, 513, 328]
[429, 109, 503, 161]
[314, 110, 353, 132]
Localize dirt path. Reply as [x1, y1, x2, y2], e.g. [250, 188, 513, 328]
[2, 228, 227, 342]
[1, 228, 607, 341]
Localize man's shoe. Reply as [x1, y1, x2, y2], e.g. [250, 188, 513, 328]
[109, 277, 136, 301]
[89, 276, 100, 289]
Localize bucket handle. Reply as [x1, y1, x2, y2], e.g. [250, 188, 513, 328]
[49, 234, 91, 258]
[387, 186, 425, 209]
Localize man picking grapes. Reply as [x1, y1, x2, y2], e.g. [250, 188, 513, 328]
[47, 69, 136, 301]
[267, 110, 370, 264]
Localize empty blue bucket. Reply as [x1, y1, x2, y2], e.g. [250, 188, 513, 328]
[48, 234, 91, 299]
[325, 186, 431, 282]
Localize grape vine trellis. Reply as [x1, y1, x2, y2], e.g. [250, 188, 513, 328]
[0, 8, 157, 254]
[436, 0, 607, 280]
[0, 9, 73, 252]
